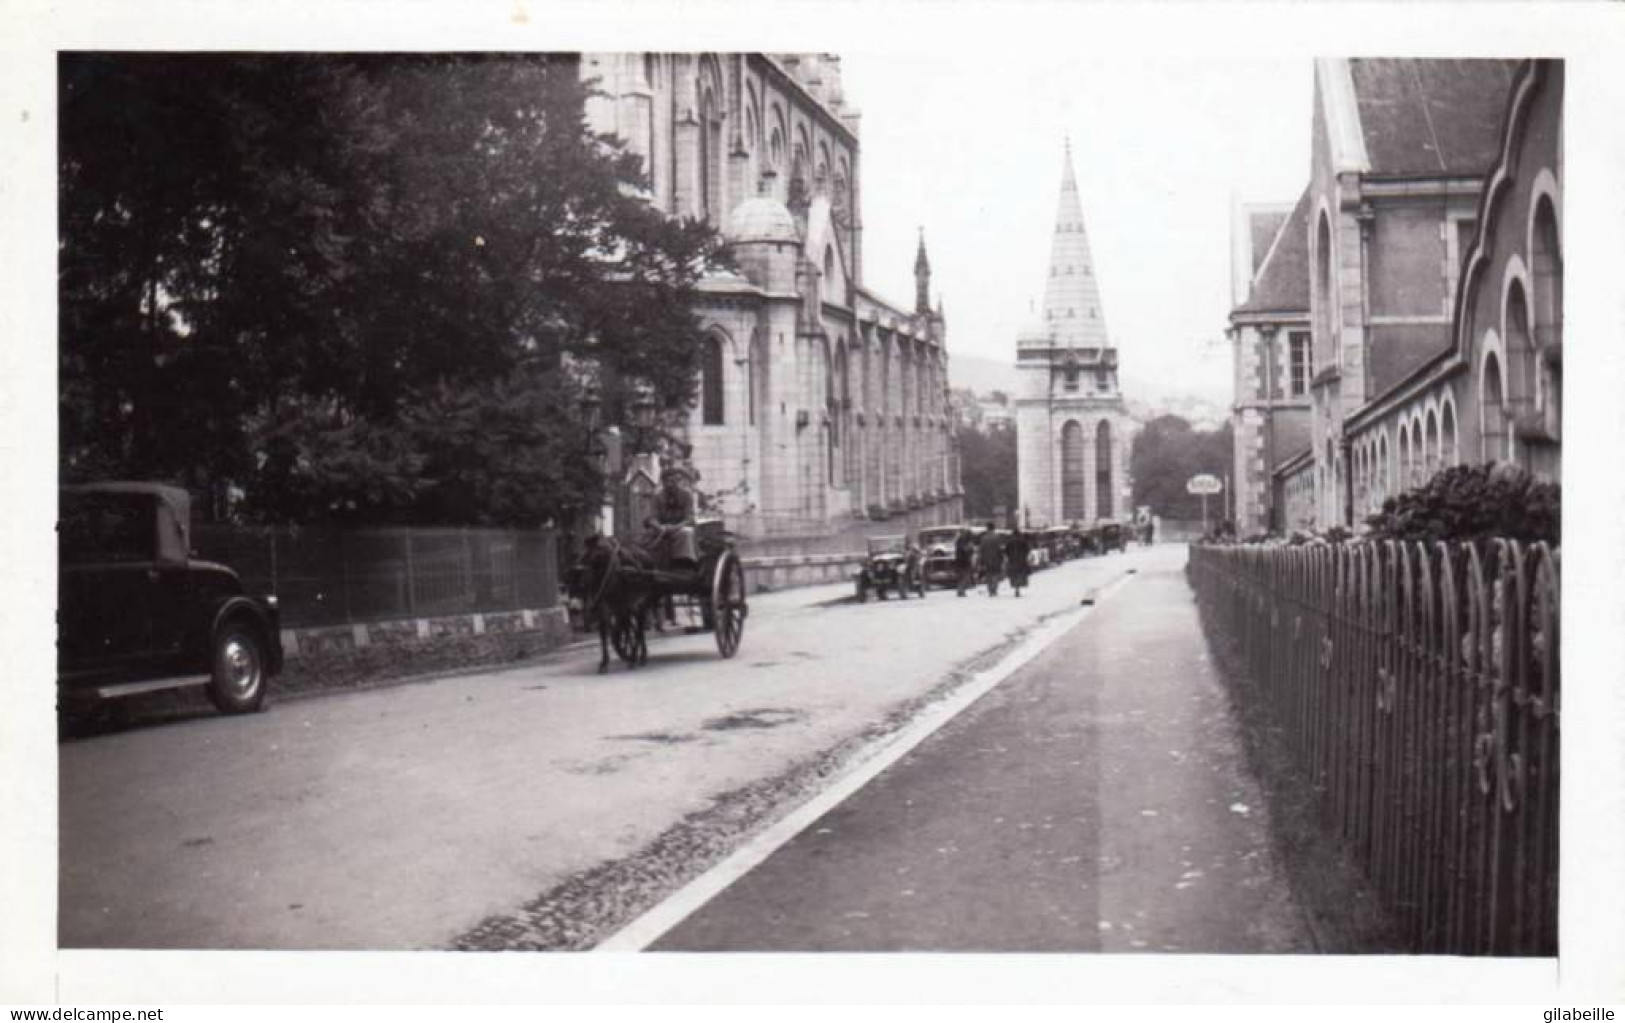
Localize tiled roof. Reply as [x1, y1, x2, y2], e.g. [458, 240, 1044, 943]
[1236, 188, 1311, 314]
[1348, 59, 1520, 176]
[1250, 208, 1290, 277]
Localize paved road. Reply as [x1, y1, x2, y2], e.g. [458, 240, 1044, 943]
[59, 547, 1144, 950]
[653, 548, 1311, 952]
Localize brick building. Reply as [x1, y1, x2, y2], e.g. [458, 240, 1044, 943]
[1014, 142, 1135, 528]
[581, 53, 963, 538]
[1228, 191, 1313, 535]
[1249, 59, 1558, 532]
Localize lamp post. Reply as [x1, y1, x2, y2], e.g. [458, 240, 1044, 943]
[630, 390, 658, 454]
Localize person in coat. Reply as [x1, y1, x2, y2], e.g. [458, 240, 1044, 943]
[976, 522, 1005, 597]
[953, 528, 978, 597]
[1004, 526, 1033, 597]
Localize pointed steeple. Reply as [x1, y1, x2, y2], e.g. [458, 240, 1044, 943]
[1039, 139, 1111, 352]
[914, 228, 931, 315]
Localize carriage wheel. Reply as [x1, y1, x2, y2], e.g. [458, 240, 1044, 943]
[611, 611, 644, 666]
[711, 550, 748, 658]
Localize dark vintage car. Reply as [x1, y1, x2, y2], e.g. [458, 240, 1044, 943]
[915, 525, 966, 588]
[1096, 519, 1129, 554]
[58, 483, 283, 714]
[1040, 526, 1075, 565]
[854, 534, 925, 602]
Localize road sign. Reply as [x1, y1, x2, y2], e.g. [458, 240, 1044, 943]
[1187, 474, 1223, 496]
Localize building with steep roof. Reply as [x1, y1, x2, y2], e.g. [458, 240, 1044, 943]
[1269, 57, 1540, 530]
[1229, 190, 1314, 534]
[1014, 142, 1134, 527]
[580, 53, 962, 537]
[1335, 60, 1563, 518]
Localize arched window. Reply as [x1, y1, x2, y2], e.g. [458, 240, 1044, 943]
[1531, 197, 1562, 350]
[701, 334, 725, 425]
[698, 86, 719, 221]
[824, 245, 835, 279]
[1441, 400, 1457, 468]
[1061, 421, 1086, 521]
[1506, 281, 1535, 410]
[1314, 212, 1335, 378]
[1482, 350, 1507, 462]
[824, 340, 838, 485]
[1378, 433, 1390, 504]
[1424, 409, 1440, 481]
[1095, 420, 1114, 520]
[1532, 198, 1562, 441]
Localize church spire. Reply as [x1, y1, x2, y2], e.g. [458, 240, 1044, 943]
[1039, 138, 1111, 353]
[914, 227, 931, 315]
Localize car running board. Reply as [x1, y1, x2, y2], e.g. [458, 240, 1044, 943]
[93, 674, 211, 699]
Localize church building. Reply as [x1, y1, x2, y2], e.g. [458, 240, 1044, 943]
[580, 53, 964, 538]
[1015, 142, 1135, 528]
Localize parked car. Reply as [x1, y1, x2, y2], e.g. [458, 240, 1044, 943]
[1042, 526, 1076, 563]
[58, 482, 283, 714]
[854, 534, 925, 602]
[915, 525, 966, 588]
[1096, 519, 1129, 554]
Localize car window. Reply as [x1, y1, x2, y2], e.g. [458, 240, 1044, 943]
[60, 492, 154, 565]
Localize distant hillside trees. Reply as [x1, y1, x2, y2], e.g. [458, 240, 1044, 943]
[1130, 415, 1233, 520]
[59, 53, 727, 526]
[958, 425, 1018, 521]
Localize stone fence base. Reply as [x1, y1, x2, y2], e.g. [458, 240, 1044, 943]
[741, 553, 863, 594]
[281, 606, 572, 661]
[277, 557, 852, 665]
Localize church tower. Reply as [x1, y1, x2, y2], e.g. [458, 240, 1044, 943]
[1015, 140, 1134, 527]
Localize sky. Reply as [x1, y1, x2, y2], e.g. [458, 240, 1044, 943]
[839, 53, 1314, 405]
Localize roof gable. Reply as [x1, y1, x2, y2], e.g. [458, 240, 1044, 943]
[1236, 188, 1311, 314]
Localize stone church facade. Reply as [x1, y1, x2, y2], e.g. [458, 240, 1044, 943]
[580, 53, 963, 538]
[1015, 143, 1134, 528]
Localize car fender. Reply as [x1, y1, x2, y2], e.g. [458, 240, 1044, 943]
[209, 595, 284, 675]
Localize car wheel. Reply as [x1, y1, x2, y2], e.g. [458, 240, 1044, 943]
[207, 621, 268, 714]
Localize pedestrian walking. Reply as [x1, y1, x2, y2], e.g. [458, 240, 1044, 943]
[976, 522, 1004, 597]
[1004, 525, 1032, 597]
[953, 527, 978, 597]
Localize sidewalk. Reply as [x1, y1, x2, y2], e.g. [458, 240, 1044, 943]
[655, 548, 1312, 951]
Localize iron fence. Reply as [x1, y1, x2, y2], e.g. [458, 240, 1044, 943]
[194, 524, 560, 629]
[1187, 540, 1559, 955]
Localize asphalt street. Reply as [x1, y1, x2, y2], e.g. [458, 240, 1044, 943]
[59, 547, 1142, 950]
[653, 548, 1311, 952]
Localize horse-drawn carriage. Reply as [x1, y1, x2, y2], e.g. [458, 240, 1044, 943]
[566, 517, 748, 672]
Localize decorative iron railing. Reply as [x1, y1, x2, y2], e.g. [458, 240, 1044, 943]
[1187, 540, 1559, 955]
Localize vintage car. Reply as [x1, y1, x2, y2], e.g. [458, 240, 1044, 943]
[1043, 526, 1077, 563]
[854, 534, 926, 602]
[915, 525, 967, 588]
[1096, 519, 1130, 554]
[58, 482, 283, 714]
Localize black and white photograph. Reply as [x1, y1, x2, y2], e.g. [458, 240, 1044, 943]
[4, 0, 1624, 1011]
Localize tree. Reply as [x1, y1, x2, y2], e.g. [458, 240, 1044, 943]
[59, 54, 728, 526]
[1129, 415, 1233, 520]
[958, 425, 1018, 521]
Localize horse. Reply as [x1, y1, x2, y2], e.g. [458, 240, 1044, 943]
[567, 536, 658, 673]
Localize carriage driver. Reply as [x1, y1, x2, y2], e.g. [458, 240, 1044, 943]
[648, 466, 699, 567]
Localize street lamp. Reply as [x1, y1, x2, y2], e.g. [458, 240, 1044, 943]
[630, 390, 658, 454]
